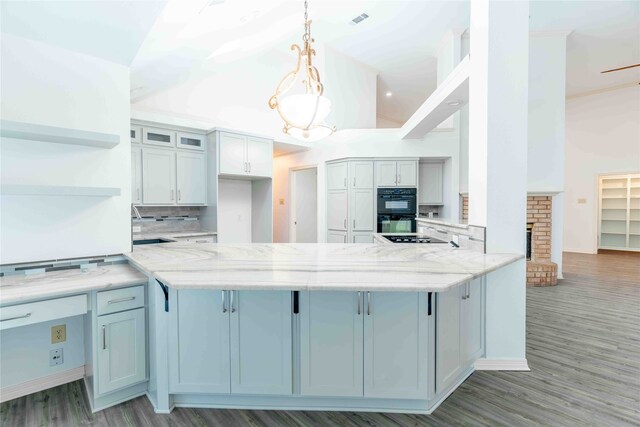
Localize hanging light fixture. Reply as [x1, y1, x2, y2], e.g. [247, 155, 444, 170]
[268, 0, 336, 142]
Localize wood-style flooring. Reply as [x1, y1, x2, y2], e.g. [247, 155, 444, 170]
[2, 251, 639, 426]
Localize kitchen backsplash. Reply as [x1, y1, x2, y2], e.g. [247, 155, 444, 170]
[132, 206, 202, 234]
[416, 218, 486, 252]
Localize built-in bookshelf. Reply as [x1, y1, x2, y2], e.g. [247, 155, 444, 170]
[599, 173, 640, 251]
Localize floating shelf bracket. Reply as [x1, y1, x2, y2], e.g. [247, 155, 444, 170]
[157, 280, 169, 312]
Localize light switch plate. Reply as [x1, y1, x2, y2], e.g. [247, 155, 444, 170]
[577, 198, 587, 204]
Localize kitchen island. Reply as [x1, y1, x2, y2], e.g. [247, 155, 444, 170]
[125, 243, 521, 415]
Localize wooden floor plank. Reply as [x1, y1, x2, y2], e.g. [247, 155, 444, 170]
[1, 251, 639, 426]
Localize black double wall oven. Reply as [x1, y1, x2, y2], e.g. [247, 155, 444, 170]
[377, 188, 417, 233]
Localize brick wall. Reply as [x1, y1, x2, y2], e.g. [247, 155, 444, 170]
[526, 195, 557, 286]
[461, 194, 469, 222]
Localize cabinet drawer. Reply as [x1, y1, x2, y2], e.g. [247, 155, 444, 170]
[0, 294, 87, 331]
[97, 286, 145, 316]
[172, 235, 216, 243]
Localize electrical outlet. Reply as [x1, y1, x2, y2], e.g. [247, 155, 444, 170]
[577, 198, 587, 204]
[132, 226, 142, 233]
[49, 348, 63, 366]
[51, 324, 66, 344]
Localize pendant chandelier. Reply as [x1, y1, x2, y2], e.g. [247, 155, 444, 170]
[268, 0, 336, 142]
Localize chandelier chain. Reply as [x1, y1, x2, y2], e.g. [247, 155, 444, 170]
[303, 0, 310, 42]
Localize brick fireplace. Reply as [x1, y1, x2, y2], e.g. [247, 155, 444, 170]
[460, 193, 558, 286]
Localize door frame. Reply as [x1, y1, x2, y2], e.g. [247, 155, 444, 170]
[289, 165, 318, 243]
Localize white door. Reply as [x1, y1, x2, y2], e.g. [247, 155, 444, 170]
[327, 190, 348, 231]
[327, 230, 347, 243]
[142, 148, 175, 204]
[293, 168, 318, 243]
[397, 161, 417, 187]
[351, 189, 374, 231]
[219, 132, 247, 175]
[176, 152, 206, 205]
[375, 161, 397, 187]
[350, 161, 374, 189]
[246, 137, 273, 177]
[327, 162, 348, 190]
[419, 163, 443, 204]
[131, 147, 142, 204]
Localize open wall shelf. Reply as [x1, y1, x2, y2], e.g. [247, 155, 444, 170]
[598, 173, 640, 251]
[1, 185, 121, 197]
[1, 120, 120, 149]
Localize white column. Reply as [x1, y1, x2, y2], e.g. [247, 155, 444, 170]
[468, 0, 530, 367]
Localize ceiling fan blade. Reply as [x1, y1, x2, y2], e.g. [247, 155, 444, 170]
[601, 63, 640, 74]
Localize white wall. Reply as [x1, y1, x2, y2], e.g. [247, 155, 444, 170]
[564, 85, 640, 253]
[0, 34, 131, 264]
[273, 129, 460, 243]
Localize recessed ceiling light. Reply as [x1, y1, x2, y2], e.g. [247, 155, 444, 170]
[386, 91, 392, 97]
[446, 99, 462, 106]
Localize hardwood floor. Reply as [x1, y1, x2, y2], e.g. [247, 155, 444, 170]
[2, 252, 639, 427]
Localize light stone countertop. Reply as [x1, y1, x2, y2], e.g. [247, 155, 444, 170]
[416, 217, 471, 229]
[133, 230, 217, 242]
[124, 243, 523, 292]
[0, 264, 148, 305]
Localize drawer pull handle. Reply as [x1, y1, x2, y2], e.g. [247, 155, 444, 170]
[108, 296, 136, 305]
[357, 292, 361, 315]
[102, 325, 107, 350]
[1, 313, 32, 322]
[367, 291, 371, 316]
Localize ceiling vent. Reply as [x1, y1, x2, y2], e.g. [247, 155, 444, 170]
[350, 13, 369, 25]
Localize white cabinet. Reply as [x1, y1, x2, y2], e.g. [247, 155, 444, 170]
[327, 230, 347, 243]
[142, 148, 176, 204]
[143, 126, 175, 148]
[327, 162, 348, 190]
[218, 132, 273, 178]
[130, 126, 142, 144]
[419, 162, 443, 205]
[350, 161, 373, 189]
[176, 152, 206, 205]
[246, 137, 273, 177]
[350, 189, 374, 231]
[176, 132, 205, 151]
[131, 147, 142, 204]
[375, 160, 417, 187]
[352, 233, 373, 243]
[327, 190, 348, 231]
[461, 278, 484, 366]
[97, 307, 146, 395]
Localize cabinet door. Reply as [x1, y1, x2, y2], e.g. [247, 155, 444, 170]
[218, 132, 247, 175]
[230, 291, 292, 395]
[327, 190, 348, 231]
[350, 189, 374, 231]
[350, 161, 373, 189]
[375, 161, 397, 187]
[300, 291, 363, 397]
[419, 163, 443, 204]
[130, 126, 142, 143]
[97, 308, 146, 395]
[436, 285, 463, 394]
[246, 137, 273, 178]
[462, 279, 484, 367]
[131, 147, 142, 204]
[142, 148, 176, 204]
[176, 132, 205, 151]
[397, 161, 417, 187]
[364, 292, 429, 399]
[352, 233, 373, 243]
[143, 126, 175, 148]
[327, 162, 348, 190]
[169, 290, 230, 393]
[176, 152, 206, 205]
[327, 230, 347, 243]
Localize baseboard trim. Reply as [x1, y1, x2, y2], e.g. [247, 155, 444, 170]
[475, 358, 530, 371]
[0, 366, 85, 403]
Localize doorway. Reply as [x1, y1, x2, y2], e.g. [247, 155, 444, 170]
[290, 166, 318, 243]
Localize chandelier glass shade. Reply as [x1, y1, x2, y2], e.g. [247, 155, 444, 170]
[268, 1, 335, 141]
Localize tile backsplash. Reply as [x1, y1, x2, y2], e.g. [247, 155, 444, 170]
[132, 206, 202, 234]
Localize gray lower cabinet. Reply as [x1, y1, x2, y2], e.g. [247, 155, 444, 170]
[230, 291, 292, 395]
[436, 279, 484, 395]
[364, 292, 429, 399]
[169, 289, 230, 394]
[299, 291, 364, 397]
[169, 289, 292, 395]
[97, 308, 147, 395]
[299, 291, 430, 400]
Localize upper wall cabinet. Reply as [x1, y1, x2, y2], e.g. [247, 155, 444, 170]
[142, 148, 176, 204]
[418, 162, 443, 205]
[176, 152, 206, 205]
[143, 126, 175, 148]
[350, 161, 374, 189]
[177, 132, 205, 151]
[375, 160, 417, 187]
[327, 162, 348, 190]
[217, 131, 273, 178]
[130, 126, 142, 144]
[131, 147, 142, 204]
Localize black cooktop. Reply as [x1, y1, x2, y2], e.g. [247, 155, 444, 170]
[383, 235, 448, 244]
